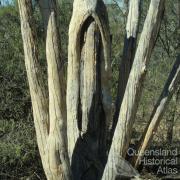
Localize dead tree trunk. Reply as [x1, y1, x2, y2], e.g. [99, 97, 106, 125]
[66, 0, 112, 178]
[19, 0, 176, 179]
[133, 56, 180, 168]
[18, 0, 49, 175]
[66, 0, 112, 159]
[112, 0, 141, 144]
[18, 0, 71, 179]
[102, 0, 165, 179]
[45, 0, 71, 179]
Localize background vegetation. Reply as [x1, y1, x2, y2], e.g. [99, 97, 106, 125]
[0, 0, 179, 179]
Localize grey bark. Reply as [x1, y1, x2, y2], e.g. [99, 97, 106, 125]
[18, 0, 49, 175]
[67, 0, 112, 160]
[45, 0, 71, 179]
[18, 0, 71, 179]
[66, 0, 112, 178]
[102, 0, 165, 179]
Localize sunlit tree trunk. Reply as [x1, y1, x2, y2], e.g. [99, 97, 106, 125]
[67, 0, 112, 159]
[66, 0, 112, 178]
[112, 0, 141, 144]
[18, 0, 71, 179]
[18, 0, 177, 180]
[102, 0, 165, 179]
[18, 0, 49, 176]
[45, 0, 71, 179]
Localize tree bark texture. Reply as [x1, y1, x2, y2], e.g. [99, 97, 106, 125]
[112, 0, 141, 144]
[133, 56, 180, 168]
[66, 0, 112, 178]
[46, 0, 71, 179]
[18, 0, 71, 179]
[102, 0, 165, 179]
[18, 0, 49, 175]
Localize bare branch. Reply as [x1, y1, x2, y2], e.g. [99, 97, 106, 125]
[111, 0, 141, 145]
[18, 0, 53, 177]
[18, 0, 49, 158]
[133, 56, 180, 168]
[102, 0, 165, 179]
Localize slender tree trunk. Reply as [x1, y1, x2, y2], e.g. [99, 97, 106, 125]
[45, 0, 71, 179]
[18, 0, 71, 179]
[132, 56, 180, 168]
[102, 0, 165, 179]
[112, 0, 141, 144]
[18, 0, 49, 176]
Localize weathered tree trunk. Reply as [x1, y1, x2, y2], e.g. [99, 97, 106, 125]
[102, 0, 165, 179]
[66, 0, 112, 178]
[45, 0, 71, 179]
[18, 0, 49, 176]
[67, 0, 111, 158]
[132, 56, 180, 168]
[70, 21, 106, 180]
[18, 0, 71, 179]
[19, 0, 176, 179]
[112, 0, 141, 144]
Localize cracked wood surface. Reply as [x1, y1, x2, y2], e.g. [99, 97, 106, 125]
[46, 0, 71, 179]
[66, 0, 112, 164]
[18, 0, 49, 174]
[102, 0, 165, 179]
[18, 0, 71, 179]
[112, 0, 141, 145]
